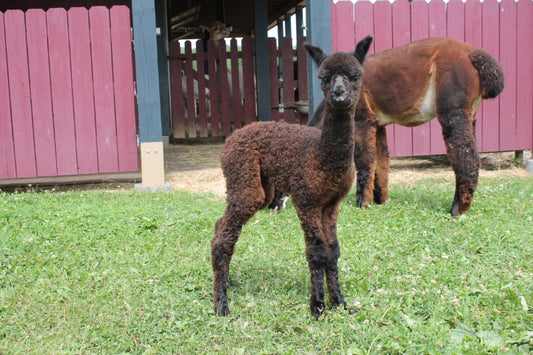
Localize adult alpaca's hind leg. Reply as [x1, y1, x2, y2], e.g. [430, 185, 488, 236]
[438, 109, 480, 216]
[373, 126, 390, 205]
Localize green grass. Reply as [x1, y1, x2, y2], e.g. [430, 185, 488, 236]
[1, 175, 532, 354]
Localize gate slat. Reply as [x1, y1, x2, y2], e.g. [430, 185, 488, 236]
[392, 0, 413, 157]
[5, 10, 37, 178]
[90, 6, 119, 172]
[217, 39, 231, 136]
[411, 1, 432, 156]
[196, 40, 208, 137]
[184, 41, 196, 137]
[230, 38, 243, 130]
[0, 11, 16, 179]
[297, 37, 308, 125]
[207, 40, 220, 136]
[26, 9, 57, 177]
[269, 38, 281, 122]
[428, 0, 447, 155]
[465, 0, 484, 148]
[242, 37, 256, 125]
[481, 0, 500, 152]
[69, 7, 99, 174]
[516, 0, 533, 149]
[281, 37, 296, 123]
[170, 41, 186, 138]
[110, 5, 138, 172]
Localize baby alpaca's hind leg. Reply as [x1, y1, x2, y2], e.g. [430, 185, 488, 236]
[212, 159, 267, 316]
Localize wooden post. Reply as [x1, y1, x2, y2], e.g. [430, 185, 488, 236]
[254, 0, 272, 121]
[132, 0, 170, 190]
[305, 0, 332, 117]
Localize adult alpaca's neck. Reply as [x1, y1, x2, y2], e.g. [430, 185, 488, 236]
[318, 105, 356, 171]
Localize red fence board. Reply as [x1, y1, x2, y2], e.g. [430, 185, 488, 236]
[0, 5, 138, 182]
[5, 10, 36, 178]
[0, 12, 16, 179]
[110, 5, 138, 172]
[26, 9, 57, 177]
[69, 7, 98, 175]
[332, 0, 533, 156]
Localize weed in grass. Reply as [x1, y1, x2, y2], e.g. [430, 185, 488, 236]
[0, 176, 532, 353]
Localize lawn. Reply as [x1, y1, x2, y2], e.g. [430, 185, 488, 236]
[1, 174, 532, 354]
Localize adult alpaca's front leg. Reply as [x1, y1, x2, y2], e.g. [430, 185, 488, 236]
[373, 126, 390, 205]
[354, 116, 378, 208]
[438, 110, 480, 216]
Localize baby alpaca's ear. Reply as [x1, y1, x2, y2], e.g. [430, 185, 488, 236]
[353, 35, 373, 64]
[304, 42, 327, 66]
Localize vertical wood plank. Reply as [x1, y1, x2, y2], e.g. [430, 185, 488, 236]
[392, 0, 412, 157]
[269, 38, 281, 122]
[411, 1, 432, 156]
[196, 40, 208, 137]
[230, 38, 243, 129]
[447, 0, 465, 41]
[498, 0, 517, 151]
[90, 6, 119, 172]
[465, 0, 484, 149]
[281, 37, 296, 123]
[516, 0, 533, 150]
[0, 11, 16, 179]
[333, 1, 354, 52]
[47, 8, 78, 175]
[26, 9, 57, 177]
[207, 40, 220, 136]
[68, 7, 98, 174]
[373, 1, 395, 156]
[183, 41, 196, 137]
[481, 0, 500, 152]
[355, 1, 375, 55]
[217, 39, 231, 136]
[297, 36, 308, 125]
[110, 5, 138, 172]
[169, 41, 186, 138]
[242, 37, 256, 125]
[5, 10, 37, 178]
[428, 0, 447, 155]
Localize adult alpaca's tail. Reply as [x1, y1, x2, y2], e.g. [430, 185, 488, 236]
[469, 49, 505, 99]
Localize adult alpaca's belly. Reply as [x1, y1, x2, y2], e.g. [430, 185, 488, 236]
[375, 72, 437, 128]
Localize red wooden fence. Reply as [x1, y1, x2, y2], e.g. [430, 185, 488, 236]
[0, 6, 138, 181]
[331, 0, 533, 157]
[170, 36, 308, 138]
[170, 38, 257, 138]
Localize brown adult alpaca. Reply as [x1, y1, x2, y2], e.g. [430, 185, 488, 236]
[309, 37, 504, 216]
[211, 36, 373, 319]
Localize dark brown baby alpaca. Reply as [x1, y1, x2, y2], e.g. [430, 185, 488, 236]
[211, 36, 373, 319]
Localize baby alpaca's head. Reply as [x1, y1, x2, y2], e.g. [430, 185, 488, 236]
[305, 36, 372, 110]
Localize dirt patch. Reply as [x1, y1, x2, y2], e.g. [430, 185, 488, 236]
[3, 143, 530, 195]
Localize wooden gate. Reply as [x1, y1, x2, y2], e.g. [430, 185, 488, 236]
[331, 0, 533, 157]
[0, 5, 138, 181]
[170, 38, 256, 138]
[170, 36, 308, 138]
